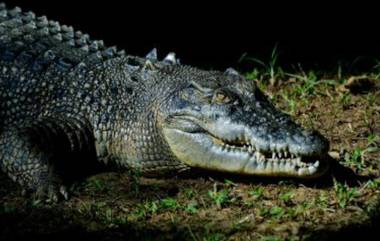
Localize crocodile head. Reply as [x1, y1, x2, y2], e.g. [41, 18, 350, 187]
[141, 51, 329, 178]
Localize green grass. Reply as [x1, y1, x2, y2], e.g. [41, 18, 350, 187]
[85, 179, 107, 192]
[258, 205, 286, 220]
[343, 137, 379, 171]
[365, 92, 377, 106]
[286, 71, 319, 97]
[185, 202, 199, 214]
[315, 192, 329, 208]
[367, 133, 379, 147]
[242, 43, 285, 86]
[249, 186, 265, 199]
[0, 202, 17, 214]
[127, 168, 142, 195]
[365, 178, 380, 190]
[269, 206, 286, 219]
[344, 147, 365, 170]
[260, 236, 287, 241]
[130, 196, 201, 219]
[333, 181, 360, 209]
[202, 233, 225, 241]
[160, 198, 179, 210]
[287, 202, 313, 219]
[280, 91, 297, 114]
[208, 183, 232, 208]
[279, 191, 295, 203]
[134, 200, 159, 218]
[183, 187, 196, 199]
[339, 92, 352, 109]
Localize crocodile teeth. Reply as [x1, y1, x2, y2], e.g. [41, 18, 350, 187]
[210, 136, 322, 174]
[255, 152, 260, 161]
[298, 167, 309, 176]
[308, 165, 317, 174]
[260, 155, 266, 162]
[285, 162, 293, 171]
[296, 157, 301, 165]
[314, 160, 319, 167]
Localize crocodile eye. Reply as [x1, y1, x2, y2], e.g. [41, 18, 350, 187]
[213, 91, 231, 104]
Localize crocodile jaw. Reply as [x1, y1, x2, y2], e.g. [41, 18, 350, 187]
[163, 128, 329, 178]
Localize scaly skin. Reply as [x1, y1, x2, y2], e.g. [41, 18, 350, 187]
[0, 3, 329, 201]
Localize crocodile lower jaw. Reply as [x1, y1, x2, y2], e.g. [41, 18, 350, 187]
[163, 128, 329, 178]
[209, 135, 326, 177]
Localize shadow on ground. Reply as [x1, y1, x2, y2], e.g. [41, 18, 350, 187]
[1, 196, 380, 241]
[0, 209, 187, 241]
[1, 202, 379, 241]
[1, 160, 379, 241]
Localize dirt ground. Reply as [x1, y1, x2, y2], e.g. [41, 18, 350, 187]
[0, 72, 379, 241]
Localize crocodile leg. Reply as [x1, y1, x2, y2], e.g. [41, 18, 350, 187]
[0, 128, 67, 202]
[0, 118, 98, 202]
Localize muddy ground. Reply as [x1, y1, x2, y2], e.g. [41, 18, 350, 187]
[0, 71, 379, 241]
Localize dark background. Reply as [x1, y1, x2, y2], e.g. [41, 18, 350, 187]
[4, 1, 380, 72]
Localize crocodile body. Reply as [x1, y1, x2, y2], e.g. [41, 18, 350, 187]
[0, 3, 329, 201]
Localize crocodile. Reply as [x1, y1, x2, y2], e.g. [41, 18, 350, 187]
[0, 3, 329, 201]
